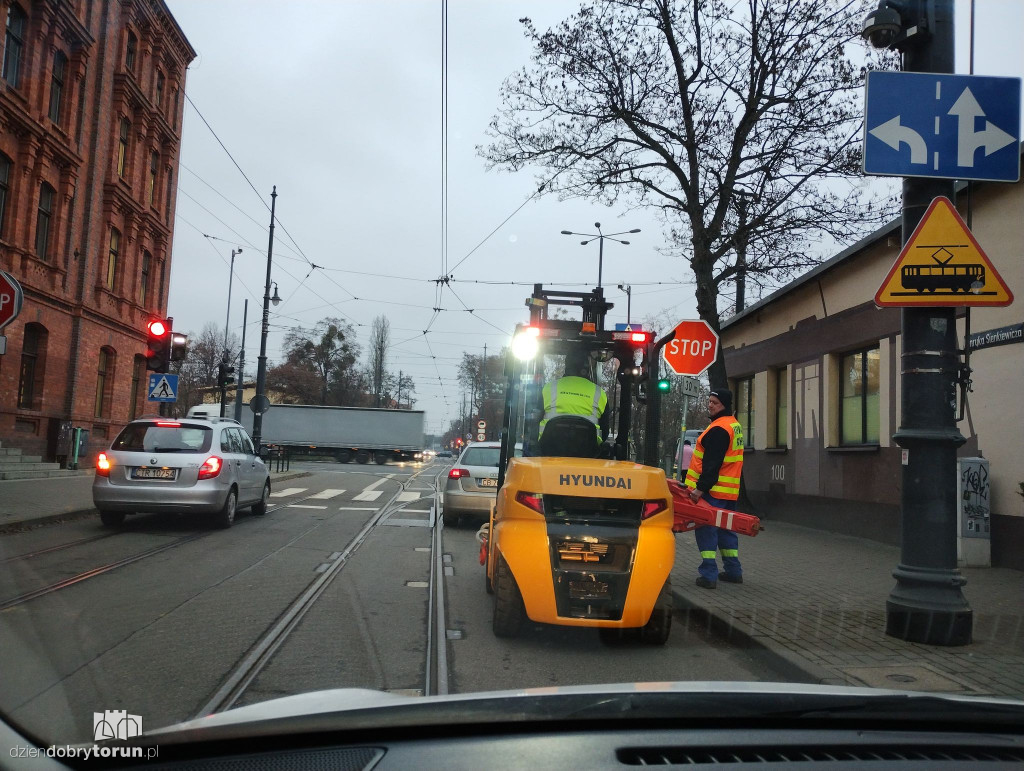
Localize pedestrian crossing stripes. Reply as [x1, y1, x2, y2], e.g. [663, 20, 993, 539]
[308, 489, 345, 500]
[269, 488, 306, 498]
[353, 490, 383, 501]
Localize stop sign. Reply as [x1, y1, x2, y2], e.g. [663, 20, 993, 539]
[0, 270, 24, 331]
[662, 319, 719, 377]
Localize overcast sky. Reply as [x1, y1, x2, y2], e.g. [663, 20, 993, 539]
[164, 0, 1024, 437]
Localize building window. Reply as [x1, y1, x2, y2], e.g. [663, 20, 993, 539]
[125, 30, 136, 72]
[155, 70, 164, 108]
[129, 355, 145, 420]
[148, 151, 158, 206]
[164, 169, 174, 222]
[159, 259, 165, 302]
[140, 250, 151, 306]
[3, 4, 26, 88]
[36, 183, 55, 260]
[117, 118, 130, 178]
[840, 347, 881, 445]
[106, 227, 120, 291]
[0, 152, 10, 240]
[95, 347, 115, 418]
[48, 51, 66, 123]
[775, 368, 788, 448]
[736, 376, 754, 450]
[18, 323, 46, 410]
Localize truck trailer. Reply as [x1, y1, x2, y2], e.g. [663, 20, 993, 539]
[238, 404, 425, 464]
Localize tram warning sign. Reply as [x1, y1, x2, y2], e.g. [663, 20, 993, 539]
[875, 197, 1012, 307]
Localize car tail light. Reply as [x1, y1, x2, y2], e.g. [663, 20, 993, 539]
[449, 468, 469, 479]
[515, 491, 544, 514]
[96, 452, 111, 477]
[198, 456, 223, 480]
[642, 499, 668, 519]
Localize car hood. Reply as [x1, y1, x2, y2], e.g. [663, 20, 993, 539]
[141, 682, 1024, 745]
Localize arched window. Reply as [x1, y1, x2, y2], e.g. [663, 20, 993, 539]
[3, 4, 26, 88]
[49, 51, 66, 123]
[18, 323, 48, 410]
[95, 347, 116, 418]
[36, 183, 55, 260]
[129, 354, 145, 420]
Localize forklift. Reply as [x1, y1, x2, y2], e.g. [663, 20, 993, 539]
[483, 285, 676, 644]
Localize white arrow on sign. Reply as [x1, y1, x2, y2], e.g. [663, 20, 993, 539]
[948, 87, 1016, 168]
[869, 115, 927, 164]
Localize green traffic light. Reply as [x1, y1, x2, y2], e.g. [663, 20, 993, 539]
[657, 378, 671, 392]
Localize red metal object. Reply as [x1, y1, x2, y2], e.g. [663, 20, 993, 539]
[479, 536, 488, 566]
[667, 479, 761, 536]
[0, 270, 24, 331]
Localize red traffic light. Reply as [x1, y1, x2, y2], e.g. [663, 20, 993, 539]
[147, 319, 168, 337]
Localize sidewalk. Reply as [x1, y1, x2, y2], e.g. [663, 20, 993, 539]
[670, 520, 1024, 700]
[0, 468, 309, 531]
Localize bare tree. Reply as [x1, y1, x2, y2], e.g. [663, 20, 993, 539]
[482, 0, 894, 387]
[367, 315, 390, 407]
[171, 323, 237, 416]
[268, 318, 360, 405]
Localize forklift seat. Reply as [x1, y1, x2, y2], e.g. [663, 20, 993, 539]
[538, 415, 600, 458]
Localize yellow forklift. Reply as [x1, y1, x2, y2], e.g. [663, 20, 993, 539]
[483, 285, 676, 644]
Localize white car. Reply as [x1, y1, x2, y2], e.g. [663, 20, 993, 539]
[442, 441, 522, 525]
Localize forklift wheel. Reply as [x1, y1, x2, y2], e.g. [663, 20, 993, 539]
[492, 554, 524, 637]
[640, 577, 673, 645]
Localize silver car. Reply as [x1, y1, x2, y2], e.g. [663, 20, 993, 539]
[442, 441, 521, 525]
[92, 416, 271, 529]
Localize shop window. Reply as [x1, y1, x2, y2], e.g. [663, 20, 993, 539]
[840, 347, 880, 445]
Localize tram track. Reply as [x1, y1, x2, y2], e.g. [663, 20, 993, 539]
[195, 464, 448, 716]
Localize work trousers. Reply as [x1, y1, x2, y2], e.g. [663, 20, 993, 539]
[694, 494, 742, 582]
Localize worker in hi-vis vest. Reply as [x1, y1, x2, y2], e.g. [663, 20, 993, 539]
[683, 388, 745, 589]
[537, 349, 610, 456]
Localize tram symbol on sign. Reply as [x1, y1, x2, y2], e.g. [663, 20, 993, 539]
[899, 248, 984, 296]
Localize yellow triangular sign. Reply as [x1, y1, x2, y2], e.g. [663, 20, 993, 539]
[875, 197, 1013, 307]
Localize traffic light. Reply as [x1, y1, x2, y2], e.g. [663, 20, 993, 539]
[145, 318, 171, 372]
[170, 332, 188, 362]
[657, 378, 671, 392]
[217, 362, 236, 389]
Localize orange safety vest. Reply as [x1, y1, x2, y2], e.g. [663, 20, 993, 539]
[684, 415, 744, 501]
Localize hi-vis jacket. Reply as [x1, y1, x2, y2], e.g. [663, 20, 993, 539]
[684, 415, 744, 501]
[540, 376, 608, 438]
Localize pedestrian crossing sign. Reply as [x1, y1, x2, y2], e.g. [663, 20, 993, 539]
[875, 197, 1013, 307]
[147, 373, 179, 402]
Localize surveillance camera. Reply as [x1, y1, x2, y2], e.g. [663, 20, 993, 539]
[861, 6, 902, 49]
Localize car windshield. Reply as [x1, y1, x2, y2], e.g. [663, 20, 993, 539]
[113, 423, 213, 454]
[0, 0, 1022, 757]
[459, 447, 501, 467]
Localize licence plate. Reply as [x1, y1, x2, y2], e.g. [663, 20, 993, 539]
[132, 467, 175, 480]
[479, 478, 498, 487]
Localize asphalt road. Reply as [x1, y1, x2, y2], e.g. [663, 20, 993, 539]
[0, 459, 779, 745]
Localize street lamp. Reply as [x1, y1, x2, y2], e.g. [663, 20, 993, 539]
[561, 222, 640, 288]
[617, 283, 632, 324]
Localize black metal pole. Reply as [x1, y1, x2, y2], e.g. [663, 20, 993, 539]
[885, 0, 972, 646]
[234, 299, 247, 422]
[251, 187, 277, 451]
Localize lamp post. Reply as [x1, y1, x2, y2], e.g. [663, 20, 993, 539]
[560, 223, 640, 288]
[617, 283, 632, 324]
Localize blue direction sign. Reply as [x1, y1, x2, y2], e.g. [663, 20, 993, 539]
[864, 71, 1020, 182]
[147, 373, 179, 402]
[614, 323, 643, 331]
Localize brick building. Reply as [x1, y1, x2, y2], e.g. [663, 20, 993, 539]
[0, 0, 194, 461]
